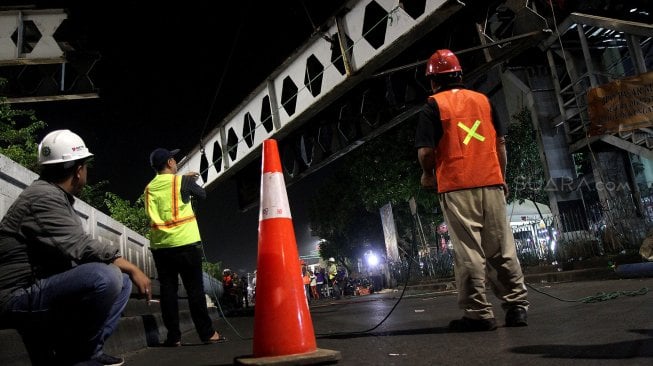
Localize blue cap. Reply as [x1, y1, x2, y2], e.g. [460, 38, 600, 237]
[149, 148, 179, 169]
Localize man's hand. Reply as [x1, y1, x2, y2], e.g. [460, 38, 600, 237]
[417, 147, 437, 192]
[502, 182, 510, 199]
[113, 257, 152, 301]
[420, 172, 437, 191]
[185, 171, 200, 181]
[131, 269, 152, 302]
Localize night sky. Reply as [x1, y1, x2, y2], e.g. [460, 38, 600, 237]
[7, 1, 349, 273]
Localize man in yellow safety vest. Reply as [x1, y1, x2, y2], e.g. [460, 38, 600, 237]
[145, 148, 226, 347]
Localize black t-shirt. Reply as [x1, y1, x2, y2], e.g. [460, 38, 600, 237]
[414, 87, 505, 149]
[180, 175, 206, 203]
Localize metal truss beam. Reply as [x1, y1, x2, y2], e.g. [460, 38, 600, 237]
[0, 8, 99, 102]
[178, 0, 465, 191]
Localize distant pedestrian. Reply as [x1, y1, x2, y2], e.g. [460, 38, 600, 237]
[327, 258, 341, 299]
[223, 269, 234, 290]
[309, 270, 318, 299]
[232, 272, 243, 308]
[251, 270, 257, 302]
[145, 148, 226, 346]
[415, 49, 529, 331]
[302, 264, 311, 303]
[0, 129, 151, 365]
[316, 268, 325, 298]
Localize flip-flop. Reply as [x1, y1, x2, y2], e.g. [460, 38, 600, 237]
[204, 333, 228, 344]
[161, 339, 181, 347]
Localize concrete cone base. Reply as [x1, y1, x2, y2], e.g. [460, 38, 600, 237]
[234, 348, 342, 365]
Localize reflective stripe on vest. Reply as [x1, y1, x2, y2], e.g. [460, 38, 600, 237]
[432, 89, 504, 193]
[145, 174, 201, 248]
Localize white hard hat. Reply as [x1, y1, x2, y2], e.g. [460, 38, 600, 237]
[38, 129, 93, 166]
[328, 257, 335, 262]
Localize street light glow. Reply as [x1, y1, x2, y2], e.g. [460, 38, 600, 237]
[367, 252, 379, 267]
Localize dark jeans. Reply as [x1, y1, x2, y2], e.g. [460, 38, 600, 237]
[3, 262, 130, 365]
[316, 283, 324, 298]
[329, 278, 341, 299]
[152, 243, 215, 343]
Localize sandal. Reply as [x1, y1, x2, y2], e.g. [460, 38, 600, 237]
[161, 339, 181, 347]
[204, 331, 228, 344]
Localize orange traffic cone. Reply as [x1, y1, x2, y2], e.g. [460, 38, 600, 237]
[235, 139, 340, 365]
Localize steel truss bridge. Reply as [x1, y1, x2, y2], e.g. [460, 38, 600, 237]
[0, 0, 558, 209]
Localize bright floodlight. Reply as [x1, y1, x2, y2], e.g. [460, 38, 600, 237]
[367, 252, 379, 266]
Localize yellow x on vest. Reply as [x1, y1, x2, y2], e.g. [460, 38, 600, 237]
[457, 120, 485, 145]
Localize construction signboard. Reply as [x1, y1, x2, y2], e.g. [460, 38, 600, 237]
[588, 71, 653, 136]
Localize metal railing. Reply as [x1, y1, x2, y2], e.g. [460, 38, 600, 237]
[407, 188, 652, 280]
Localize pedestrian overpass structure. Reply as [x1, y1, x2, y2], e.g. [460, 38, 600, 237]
[2, 1, 650, 216]
[1, 0, 652, 304]
[176, 0, 467, 193]
[0, 0, 553, 208]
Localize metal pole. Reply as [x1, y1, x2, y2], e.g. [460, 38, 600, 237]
[576, 24, 598, 87]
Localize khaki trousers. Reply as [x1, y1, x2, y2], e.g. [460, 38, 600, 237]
[440, 186, 529, 320]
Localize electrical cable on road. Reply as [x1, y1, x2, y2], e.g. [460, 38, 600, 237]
[314, 251, 414, 337]
[195, 187, 426, 340]
[525, 282, 648, 303]
[200, 243, 253, 341]
[315, 187, 429, 337]
[199, 229, 416, 340]
[194, 180, 650, 342]
[171, 1, 652, 347]
[312, 175, 651, 337]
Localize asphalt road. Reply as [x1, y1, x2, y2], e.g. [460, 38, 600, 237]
[123, 277, 653, 365]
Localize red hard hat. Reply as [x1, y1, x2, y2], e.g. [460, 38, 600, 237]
[426, 49, 462, 76]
